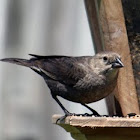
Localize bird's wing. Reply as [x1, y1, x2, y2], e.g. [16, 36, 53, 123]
[30, 55, 91, 86]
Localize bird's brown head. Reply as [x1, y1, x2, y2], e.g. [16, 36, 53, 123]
[91, 51, 124, 79]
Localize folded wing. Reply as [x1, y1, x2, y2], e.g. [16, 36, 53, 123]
[30, 54, 90, 86]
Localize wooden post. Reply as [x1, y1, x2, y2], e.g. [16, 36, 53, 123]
[99, 0, 139, 116]
[84, 0, 103, 52]
[84, 0, 116, 116]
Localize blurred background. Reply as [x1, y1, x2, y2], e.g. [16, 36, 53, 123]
[0, 0, 108, 140]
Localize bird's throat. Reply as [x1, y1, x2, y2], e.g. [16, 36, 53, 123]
[106, 69, 118, 82]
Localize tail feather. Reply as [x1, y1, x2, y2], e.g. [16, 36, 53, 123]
[0, 58, 32, 67]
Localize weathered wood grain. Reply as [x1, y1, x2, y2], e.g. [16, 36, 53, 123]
[53, 115, 140, 140]
[99, 0, 140, 116]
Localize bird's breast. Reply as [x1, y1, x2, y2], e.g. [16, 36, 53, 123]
[57, 76, 117, 104]
[47, 71, 118, 104]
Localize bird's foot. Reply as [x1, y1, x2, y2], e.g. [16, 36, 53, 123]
[81, 113, 101, 117]
[90, 110, 100, 116]
[56, 111, 75, 123]
[127, 113, 137, 117]
[64, 109, 101, 117]
[82, 109, 100, 117]
[66, 113, 101, 117]
[65, 112, 101, 117]
[56, 115, 66, 123]
[65, 111, 75, 116]
[56, 111, 101, 123]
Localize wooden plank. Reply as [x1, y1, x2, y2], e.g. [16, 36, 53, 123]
[52, 115, 140, 140]
[52, 115, 140, 127]
[99, 0, 139, 116]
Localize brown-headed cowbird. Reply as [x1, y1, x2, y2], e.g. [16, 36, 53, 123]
[1, 52, 123, 116]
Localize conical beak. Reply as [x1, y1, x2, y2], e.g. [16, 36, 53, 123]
[112, 58, 124, 68]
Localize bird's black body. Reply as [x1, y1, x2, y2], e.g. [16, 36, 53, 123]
[1, 52, 124, 116]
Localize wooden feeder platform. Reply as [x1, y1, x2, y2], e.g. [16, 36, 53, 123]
[52, 115, 140, 140]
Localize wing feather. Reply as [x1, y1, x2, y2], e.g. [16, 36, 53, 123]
[32, 56, 91, 86]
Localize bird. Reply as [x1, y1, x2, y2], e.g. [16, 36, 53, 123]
[0, 51, 124, 116]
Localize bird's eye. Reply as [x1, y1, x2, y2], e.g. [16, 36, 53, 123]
[103, 56, 108, 61]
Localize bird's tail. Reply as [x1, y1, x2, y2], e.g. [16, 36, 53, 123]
[0, 58, 32, 67]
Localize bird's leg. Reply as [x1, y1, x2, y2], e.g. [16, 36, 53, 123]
[52, 95, 76, 123]
[81, 103, 100, 116]
[52, 95, 73, 116]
